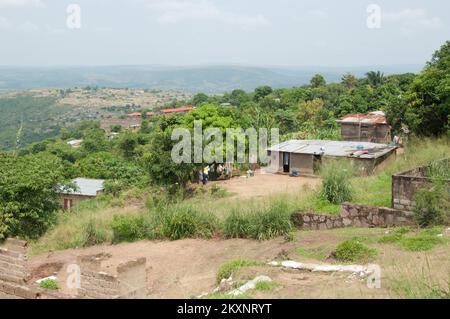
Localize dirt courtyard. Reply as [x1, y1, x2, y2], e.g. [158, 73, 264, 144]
[212, 172, 321, 198]
[27, 228, 449, 299]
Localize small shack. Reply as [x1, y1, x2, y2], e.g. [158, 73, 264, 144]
[336, 111, 391, 144]
[58, 178, 105, 210]
[267, 140, 397, 175]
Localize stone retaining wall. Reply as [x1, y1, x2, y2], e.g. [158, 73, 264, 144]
[294, 203, 415, 230]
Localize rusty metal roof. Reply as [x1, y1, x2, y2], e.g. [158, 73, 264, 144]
[336, 111, 388, 125]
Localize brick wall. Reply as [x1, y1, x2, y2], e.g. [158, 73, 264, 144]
[294, 202, 415, 230]
[0, 239, 148, 299]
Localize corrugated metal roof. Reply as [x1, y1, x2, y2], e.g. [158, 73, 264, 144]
[336, 111, 387, 125]
[268, 140, 396, 159]
[60, 178, 105, 197]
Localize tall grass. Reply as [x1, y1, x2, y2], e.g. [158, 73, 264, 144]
[223, 201, 294, 240]
[319, 159, 354, 204]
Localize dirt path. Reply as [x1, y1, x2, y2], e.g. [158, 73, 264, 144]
[213, 172, 321, 198]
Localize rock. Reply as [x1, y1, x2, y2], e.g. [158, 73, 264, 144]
[341, 209, 350, 218]
[343, 218, 352, 227]
[228, 276, 272, 296]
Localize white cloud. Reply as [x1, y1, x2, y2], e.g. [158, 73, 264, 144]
[0, 16, 12, 29]
[0, 0, 44, 8]
[384, 8, 444, 31]
[307, 9, 328, 19]
[145, 0, 269, 26]
[18, 21, 39, 31]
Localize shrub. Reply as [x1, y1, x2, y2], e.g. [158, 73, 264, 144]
[39, 279, 59, 290]
[82, 220, 107, 247]
[111, 215, 146, 243]
[334, 239, 377, 262]
[216, 259, 262, 283]
[414, 182, 449, 227]
[319, 160, 353, 204]
[153, 206, 218, 241]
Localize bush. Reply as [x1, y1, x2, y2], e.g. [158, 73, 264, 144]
[319, 160, 353, 204]
[414, 182, 449, 227]
[111, 215, 146, 243]
[223, 201, 294, 240]
[216, 259, 262, 283]
[39, 279, 59, 290]
[378, 227, 410, 244]
[334, 239, 377, 262]
[150, 206, 218, 241]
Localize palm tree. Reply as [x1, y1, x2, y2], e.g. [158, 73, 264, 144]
[365, 71, 385, 87]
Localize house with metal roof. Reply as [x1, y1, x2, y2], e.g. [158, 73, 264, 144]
[267, 140, 397, 175]
[336, 111, 392, 144]
[58, 178, 105, 210]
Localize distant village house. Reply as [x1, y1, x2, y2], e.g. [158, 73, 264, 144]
[58, 178, 105, 210]
[336, 111, 391, 144]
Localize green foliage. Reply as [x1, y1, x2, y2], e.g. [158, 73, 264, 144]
[0, 95, 63, 150]
[414, 181, 449, 227]
[255, 281, 280, 291]
[223, 201, 294, 240]
[111, 215, 146, 243]
[334, 239, 377, 262]
[216, 259, 262, 283]
[319, 160, 354, 204]
[146, 206, 218, 241]
[310, 74, 326, 88]
[379, 227, 445, 252]
[210, 184, 228, 198]
[404, 41, 450, 136]
[0, 152, 66, 239]
[39, 279, 59, 290]
[83, 220, 108, 247]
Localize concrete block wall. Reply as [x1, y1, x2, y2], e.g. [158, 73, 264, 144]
[294, 203, 415, 230]
[392, 159, 450, 211]
[0, 240, 148, 299]
[78, 254, 148, 299]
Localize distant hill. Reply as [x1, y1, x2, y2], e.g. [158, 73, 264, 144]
[0, 64, 423, 94]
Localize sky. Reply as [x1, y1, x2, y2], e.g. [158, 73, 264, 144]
[0, 0, 449, 67]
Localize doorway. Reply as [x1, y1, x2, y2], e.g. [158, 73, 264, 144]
[283, 152, 290, 173]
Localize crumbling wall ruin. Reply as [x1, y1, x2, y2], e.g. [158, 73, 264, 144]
[0, 239, 148, 299]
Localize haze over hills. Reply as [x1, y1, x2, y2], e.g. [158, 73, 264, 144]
[0, 64, 423, 93]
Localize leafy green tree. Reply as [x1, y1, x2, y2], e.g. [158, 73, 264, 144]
[117, 132, 138, 159]
[81, 128, 109, 153]
[310, 74, 326, 88]
[142, 129, 195, 187]
[0, 153, 66, 239]
[405, 41, 450, 136]
[229, 89, 250, 107]
[254, 86, 273, 102]
[341, 73, 358, 89]
[192, 93, 209, 106]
